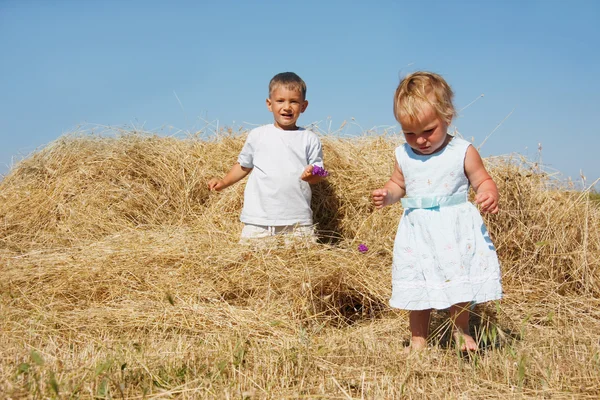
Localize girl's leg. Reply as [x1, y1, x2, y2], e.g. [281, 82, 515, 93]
[408, 309, 431, 351]
[449, 302, 477, 351]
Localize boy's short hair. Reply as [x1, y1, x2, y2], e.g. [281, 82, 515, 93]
[269, 72, 307, 99]
[393, 71, 456, 124]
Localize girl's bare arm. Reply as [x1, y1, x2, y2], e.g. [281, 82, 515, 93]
[372, 161, 406, 209]
[464, 146, 499, 214]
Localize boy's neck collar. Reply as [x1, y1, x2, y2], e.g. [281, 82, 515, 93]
[272, 123, 302, 131]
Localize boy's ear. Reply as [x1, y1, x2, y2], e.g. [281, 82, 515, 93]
[301, 100, 308, 113]
[266, 98, 273, 111]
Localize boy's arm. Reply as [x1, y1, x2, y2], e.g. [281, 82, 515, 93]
[372, 161, 406, 208]
[208, 163, 252, 191]
[464, 145, 499, 214]
[302, 135, 325, 184]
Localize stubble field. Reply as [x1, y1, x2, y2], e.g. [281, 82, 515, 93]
[1, 129, 599, 399]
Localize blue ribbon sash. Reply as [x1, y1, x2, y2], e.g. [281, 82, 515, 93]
[401, 192, 468, 209]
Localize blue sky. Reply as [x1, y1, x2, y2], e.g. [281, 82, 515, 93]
[1, 0, 599, 187]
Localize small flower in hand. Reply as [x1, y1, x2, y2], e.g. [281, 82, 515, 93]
[358, 243, 368, 253]
[311, 165, 330, 177]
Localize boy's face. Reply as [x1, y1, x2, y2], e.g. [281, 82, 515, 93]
[399, 102, 450, 155]
[266, 86, 308, 130]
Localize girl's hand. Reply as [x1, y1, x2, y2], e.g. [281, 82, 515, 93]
[372, 188, 391, 209]
[475, 191, 499, 214]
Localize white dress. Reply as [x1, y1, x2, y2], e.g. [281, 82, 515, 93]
[390, 137, 503, 310]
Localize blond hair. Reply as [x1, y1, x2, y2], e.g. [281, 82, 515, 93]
[269, 72, 307, 99]
[393, 71, 455, 124]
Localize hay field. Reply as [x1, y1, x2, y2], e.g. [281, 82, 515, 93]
[1, 130, 599, 399]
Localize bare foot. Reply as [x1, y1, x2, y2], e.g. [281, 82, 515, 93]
[404, 336, 428, 354]
[453, 331, 478, 352]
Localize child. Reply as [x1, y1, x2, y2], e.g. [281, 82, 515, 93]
[372, 71, 502, 352]
[208, 72, 326, 243]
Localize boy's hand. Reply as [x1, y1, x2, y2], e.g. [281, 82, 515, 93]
[207, 178, 226, 191]
[207, 164, 251, 192]
[372, 188, 391, 209]
[475, 191, 499, 214]
[300, 165, 314, 181]
[301, 165, 322, 184]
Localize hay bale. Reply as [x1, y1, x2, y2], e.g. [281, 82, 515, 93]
[1, 129, 599, 398]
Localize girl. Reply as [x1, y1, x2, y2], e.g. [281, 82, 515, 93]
[372, 71, 502, 352]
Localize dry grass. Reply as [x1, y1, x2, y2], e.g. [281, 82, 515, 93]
[1, 128, 599, 398]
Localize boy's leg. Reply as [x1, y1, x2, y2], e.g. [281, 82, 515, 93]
[292, 225, 316, 241]
[408, 309, 431, 351]
[239, 224, 273, 245]
[449, 302, 477, 351]
[278, 225, 317, 246]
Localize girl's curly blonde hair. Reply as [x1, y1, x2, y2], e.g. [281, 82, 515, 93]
[393, 71, 456, 124]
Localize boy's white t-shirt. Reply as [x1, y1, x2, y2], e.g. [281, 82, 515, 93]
[237, 124, 324, 226]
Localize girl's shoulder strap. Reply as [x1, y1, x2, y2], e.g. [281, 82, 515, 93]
[449, 136, 473, 159]
[450, 136, 472, 149]
[394, 143, 410, 167]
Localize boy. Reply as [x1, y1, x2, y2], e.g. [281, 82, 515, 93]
[208, 72, 326, 243]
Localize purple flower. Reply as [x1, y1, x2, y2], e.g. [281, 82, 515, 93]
[312, 165, 330, 177]
[358, 244, 368, 253]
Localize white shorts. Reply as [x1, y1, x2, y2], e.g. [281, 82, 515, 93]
[240, 224, 316, 246]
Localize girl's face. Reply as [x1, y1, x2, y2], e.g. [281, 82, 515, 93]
[399, 103, 450, 155]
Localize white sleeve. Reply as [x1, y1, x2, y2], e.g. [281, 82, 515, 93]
[237, 131, 255, 168]
[306, 134, 324, 167]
